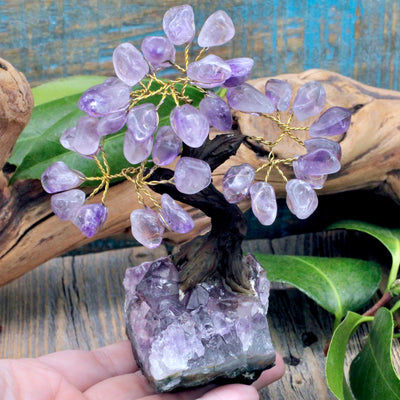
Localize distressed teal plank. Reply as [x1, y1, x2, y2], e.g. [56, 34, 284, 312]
[0, 0, 399, 91]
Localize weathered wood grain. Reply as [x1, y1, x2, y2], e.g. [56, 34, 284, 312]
[1, 235, 399, 399]
[1, 0, 400, 91]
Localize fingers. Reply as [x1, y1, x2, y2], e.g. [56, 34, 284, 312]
[194, 384, 259, 400]
[37, 340, 138, 392]
[83, 372, 212, 400]
[252, 353, 285, 390]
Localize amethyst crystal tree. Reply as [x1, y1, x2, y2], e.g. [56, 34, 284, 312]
[39, 3, 350, 393]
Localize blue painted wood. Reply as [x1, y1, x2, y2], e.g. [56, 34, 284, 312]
[0, 0, 399, 90]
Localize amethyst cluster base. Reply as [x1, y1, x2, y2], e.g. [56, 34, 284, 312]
[123, 254, 275, 392]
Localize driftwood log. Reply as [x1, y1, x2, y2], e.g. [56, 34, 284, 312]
[0, 67, 400, 286]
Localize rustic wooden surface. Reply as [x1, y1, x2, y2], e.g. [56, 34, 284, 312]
[1, 0, 400, 91]
[1, 234, 399, 399]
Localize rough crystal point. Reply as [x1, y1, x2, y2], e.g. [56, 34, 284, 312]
[223, 57, 254, 88]
[141, 36, 176, 68]
[265, 79, 292, 111]
[170, 104, 209, 148]
[286, 179, 318, 219]
[130, 208, 164, 249]
[159, 193, 194, 233]
[123, 254, 275, 392]
[78, 77, 131, 117]
[51, 189, 86, 221]
[309, 106, 351, 137]
[152, 125, 182, 166]
[163, 5, 195, 45]
[197, 10, 235, 48]
[174, 157, 211, 194]
[292, 160, 327, 190]
[296, 149, 341, 175]
[187, 54, 231, 88]
[113, 42, 149, 86]
[249, 182, 277, 226]
[127, 103, 159, 141]
[292, 81, 326, 121]
[41, 161, 85, 194]
[227, 83, 275, 114]
[222, 163, 255, 203]
[199, 94, 232, 131]
[72, 203, 108, 238]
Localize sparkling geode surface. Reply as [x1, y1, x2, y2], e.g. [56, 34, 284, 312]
[124, 254, 275, 392]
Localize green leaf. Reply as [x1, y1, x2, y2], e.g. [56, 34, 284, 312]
[349, 308, 400, 400]
[254, 254, 381, 320]
[32, 75, 107, 107]
[329, 220, 400, 291]
[326, 311, 373, 400]
[9, 77, 205, 184]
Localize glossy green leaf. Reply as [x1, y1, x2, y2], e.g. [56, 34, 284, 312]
[254, 254, 381, 320]
[9, 77, 205, 184]
[326, 311, 373, 400]
[32, 75, 107, 107]
[329, 220, 400, 291]
[349, 308, 400, 400]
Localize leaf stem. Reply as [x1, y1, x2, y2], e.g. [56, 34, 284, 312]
[390, 299, 400, 314]
[386, 257, 400, 293]
[362, 291, 393, 317]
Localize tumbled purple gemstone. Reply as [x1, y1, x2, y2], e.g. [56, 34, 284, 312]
[152, 125, 182, 166]
[222, 163, 255, 203]
[78, 77, 131, 117]
[174, 157, 211, 194]
[60, 126, 77, 152]
[97, 110, 127, 136]
[170, 104, 209, 148]
[197, 10, 235, 47]
[295, 149, 341, 175]
[249, 182, 277, 226]
[50, 189, 86, 221]
[292, 160, 327, 189]
[127, 103, 159, 141]
[60, 116, 101, 156]
[292, 81, 326, 121]
[124, 254, 275, 392]
[124, 133, 153, 165]
[130, 207, 164, 249]
[304, 138, 341, 161]
[187, 55, 231, 88]
[163, 5, 195, 45]
[222, 57, 254, 88]
[113, 43, 149, 86]
[159, 193, 194, 233]
[286, 179, 318, 219]
[72, 203, 108, 237]
[309, 106, 351, 137]
[141, 36, 176, 68]
[265, 79, 292, 111]
[199, 94, 232, 131]
[227, 83, 275, 114]
[41, 161, 85, 194]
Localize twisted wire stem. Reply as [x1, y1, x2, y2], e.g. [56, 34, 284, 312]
[252, 112, 309, 183]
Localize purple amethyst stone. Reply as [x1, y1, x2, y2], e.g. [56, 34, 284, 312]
[123, 254, 275, 392]
[199, 94, 232, 131]
[292, 81, 326, 121]
[72, 203, 108, 237]
[222, 58, 254, 88]
[265, 79, 292, 111]
[41, 161, 85, 194]
[309, 106, 351, 137]
[159, 193, 194, 233]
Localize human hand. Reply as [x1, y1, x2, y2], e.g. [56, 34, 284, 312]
[0, 340, 284, 400]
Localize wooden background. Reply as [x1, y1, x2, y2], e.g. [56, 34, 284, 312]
[1, 1, 400, 399]
[0, 0, 399, 91]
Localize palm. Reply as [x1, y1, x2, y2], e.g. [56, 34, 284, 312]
[0, 341, 284, 400]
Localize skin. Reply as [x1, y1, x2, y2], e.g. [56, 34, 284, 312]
[0, 340, 285, 400]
